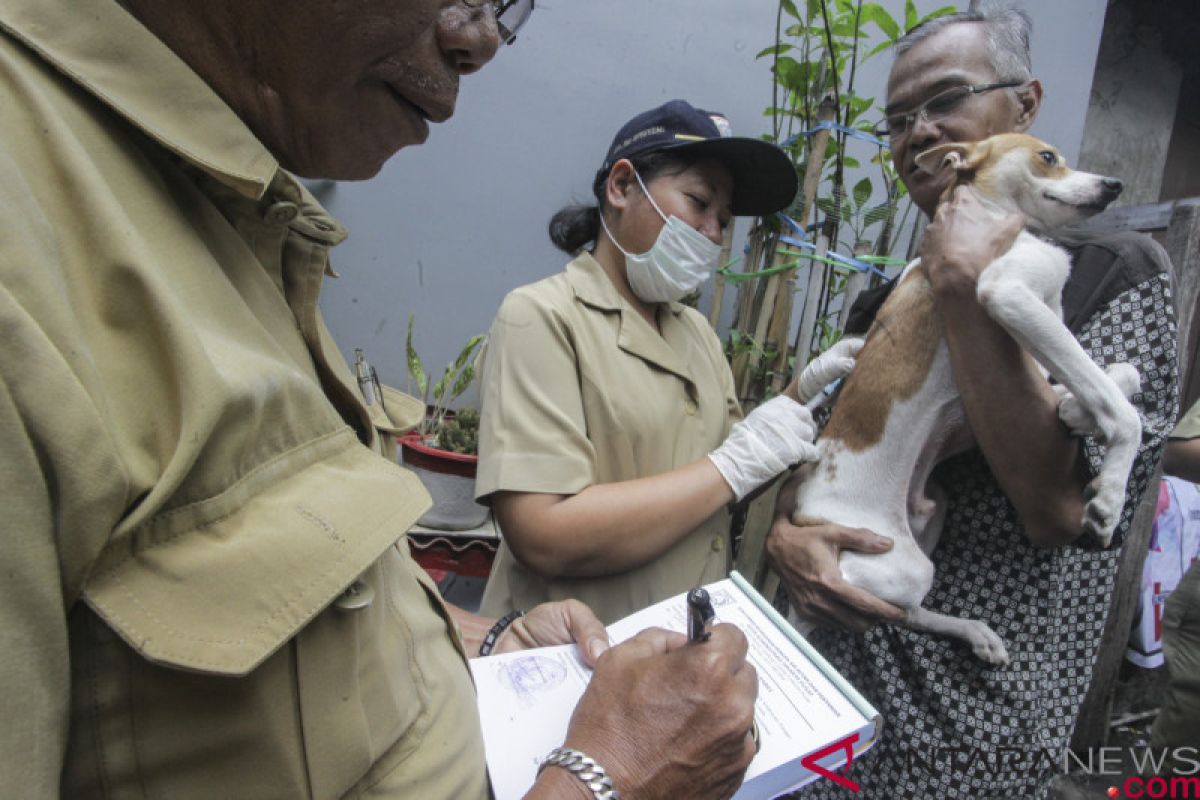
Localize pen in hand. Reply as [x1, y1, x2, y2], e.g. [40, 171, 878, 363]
[687, 587, 716, 643]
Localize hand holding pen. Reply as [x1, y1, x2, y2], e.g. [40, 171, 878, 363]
[687, 586, 760, 754]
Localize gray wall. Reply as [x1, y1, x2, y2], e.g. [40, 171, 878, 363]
[317, 0, 1108, 407]
[1077, 2, 1183, 206]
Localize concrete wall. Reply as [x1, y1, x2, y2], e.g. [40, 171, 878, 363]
[316, 0, 1108, 407]
[1076, 2, 1183, 206]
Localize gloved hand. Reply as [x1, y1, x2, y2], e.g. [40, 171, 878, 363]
[793, 337, 864, 405]
[708, 395, 818, 501]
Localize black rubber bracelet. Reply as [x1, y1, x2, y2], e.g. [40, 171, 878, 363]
[478, 609, 525, 656]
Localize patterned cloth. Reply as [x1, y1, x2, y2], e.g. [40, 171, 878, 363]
[794, 230, 1179, 799]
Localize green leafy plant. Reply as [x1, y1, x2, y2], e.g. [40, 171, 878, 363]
[405, 314, 486, 454]
[722, 0, 955, 407]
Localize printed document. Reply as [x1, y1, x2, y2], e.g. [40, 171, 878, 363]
[471, 572, 880, 799]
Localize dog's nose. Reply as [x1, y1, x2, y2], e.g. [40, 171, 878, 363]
[1102, 177, 1124, 199]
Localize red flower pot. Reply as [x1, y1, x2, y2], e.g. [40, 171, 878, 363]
[399, 432, 488, 530]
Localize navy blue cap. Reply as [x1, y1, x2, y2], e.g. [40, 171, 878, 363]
[598, 99, 798, 216]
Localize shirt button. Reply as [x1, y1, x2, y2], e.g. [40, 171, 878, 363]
[711, 537, 724, 552]
[684, 399, 698, 415]
[263, 201, 299, 225]
[334, 579, 375, 611]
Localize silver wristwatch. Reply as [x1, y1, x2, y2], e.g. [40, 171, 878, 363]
[538, 746, 621, 800]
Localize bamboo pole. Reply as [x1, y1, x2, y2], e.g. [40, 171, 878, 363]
[836, 241, 872, 332]
[730, 227, 772, 397]
[767, 96, 838, 392]
[707, 223, 736, 330]
[792, 222, 833, 365]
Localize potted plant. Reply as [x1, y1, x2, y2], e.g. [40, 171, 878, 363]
[399, 315, 490, 530]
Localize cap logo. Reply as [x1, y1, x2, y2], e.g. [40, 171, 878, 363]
[673, 134, 705, 141]
[709, 114, 733, 137]
[614, 125, 666, 153]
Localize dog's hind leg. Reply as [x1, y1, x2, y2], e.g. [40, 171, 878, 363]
[977, 266, 1142, 548]
[904, 606, 1009, 665]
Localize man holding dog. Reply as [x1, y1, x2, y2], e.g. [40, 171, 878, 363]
[769, 4, 1178, 797]
[0, 0, 762, 798]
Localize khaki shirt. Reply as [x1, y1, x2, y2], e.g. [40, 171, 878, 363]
[1173, 399, 1200, 440]
[0, 1, 486, 797]
[477, 253, 741, 623]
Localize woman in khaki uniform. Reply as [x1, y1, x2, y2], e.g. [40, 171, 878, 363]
[478, 100, 842, 623]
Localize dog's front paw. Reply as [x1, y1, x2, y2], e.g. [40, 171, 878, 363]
[964, 620, 1009, 666]
[1054, 363, 1141, 437]
[1054, 386, 1095, 436]
[1082, 478, 1121, 548]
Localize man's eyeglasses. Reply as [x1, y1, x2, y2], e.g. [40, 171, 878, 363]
[873, 81, 1023, 140]
[462, 0, 534, 45]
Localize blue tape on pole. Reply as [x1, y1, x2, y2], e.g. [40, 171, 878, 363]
[782, 119, 889, 150]
[778, 214, 807, 237]
[776, 230, 891, 279]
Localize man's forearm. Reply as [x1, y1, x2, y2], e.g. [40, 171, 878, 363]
[447, 603, 494, 656]
[941, 294, 1089, 546]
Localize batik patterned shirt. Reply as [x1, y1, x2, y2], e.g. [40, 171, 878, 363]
[795, 229, 1179, 800]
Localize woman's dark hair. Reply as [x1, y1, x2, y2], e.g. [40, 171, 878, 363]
[548, 149, 707, 255]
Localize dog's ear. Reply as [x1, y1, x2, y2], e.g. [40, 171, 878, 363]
[914, 141, 992, 175]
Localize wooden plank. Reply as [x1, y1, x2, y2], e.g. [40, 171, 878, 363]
[1078, 196, 1200, 234]
[1070, 460, 1164, 749]
[1165, 204, 1200, 409]
[1071, 201, 1200, 750]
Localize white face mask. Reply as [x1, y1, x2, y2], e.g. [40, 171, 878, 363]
[599, 170, 722, 303]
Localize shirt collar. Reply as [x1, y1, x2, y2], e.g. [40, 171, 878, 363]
[565, 252, 686, 317]
[565, 252, 694, 384]
[0, 0, 279, 200]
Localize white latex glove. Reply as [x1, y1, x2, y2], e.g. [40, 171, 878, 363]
[795, 337, 865, 406]
[708, 395, 819, 501]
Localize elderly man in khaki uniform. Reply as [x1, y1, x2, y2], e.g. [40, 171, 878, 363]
[0, 0, 764, 798]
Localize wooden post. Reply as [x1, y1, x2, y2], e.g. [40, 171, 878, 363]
[1070, 461, 1163, 750]
[1165, 204, 1200, 409]
[707, 223, 736, 331]
[1069, 200, 1200, 750]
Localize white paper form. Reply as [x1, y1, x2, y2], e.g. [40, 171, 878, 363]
[471, 576, 878, 800]
[605, 579, 870, 787]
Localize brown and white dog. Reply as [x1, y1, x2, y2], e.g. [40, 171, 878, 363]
[790, 133, 1141, 664]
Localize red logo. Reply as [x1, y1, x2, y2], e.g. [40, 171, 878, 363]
[801, 733, 861, 791]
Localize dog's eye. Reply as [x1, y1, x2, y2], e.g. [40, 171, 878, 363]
[1038, 150, 1057, 166]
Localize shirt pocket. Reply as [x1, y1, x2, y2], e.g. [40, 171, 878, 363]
[83, 427, 432, 677]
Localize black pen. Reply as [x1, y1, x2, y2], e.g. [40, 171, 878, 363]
[687, 587, 716, 643]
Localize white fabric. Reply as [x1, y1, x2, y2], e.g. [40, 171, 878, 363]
[708, 395, 818, 500]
